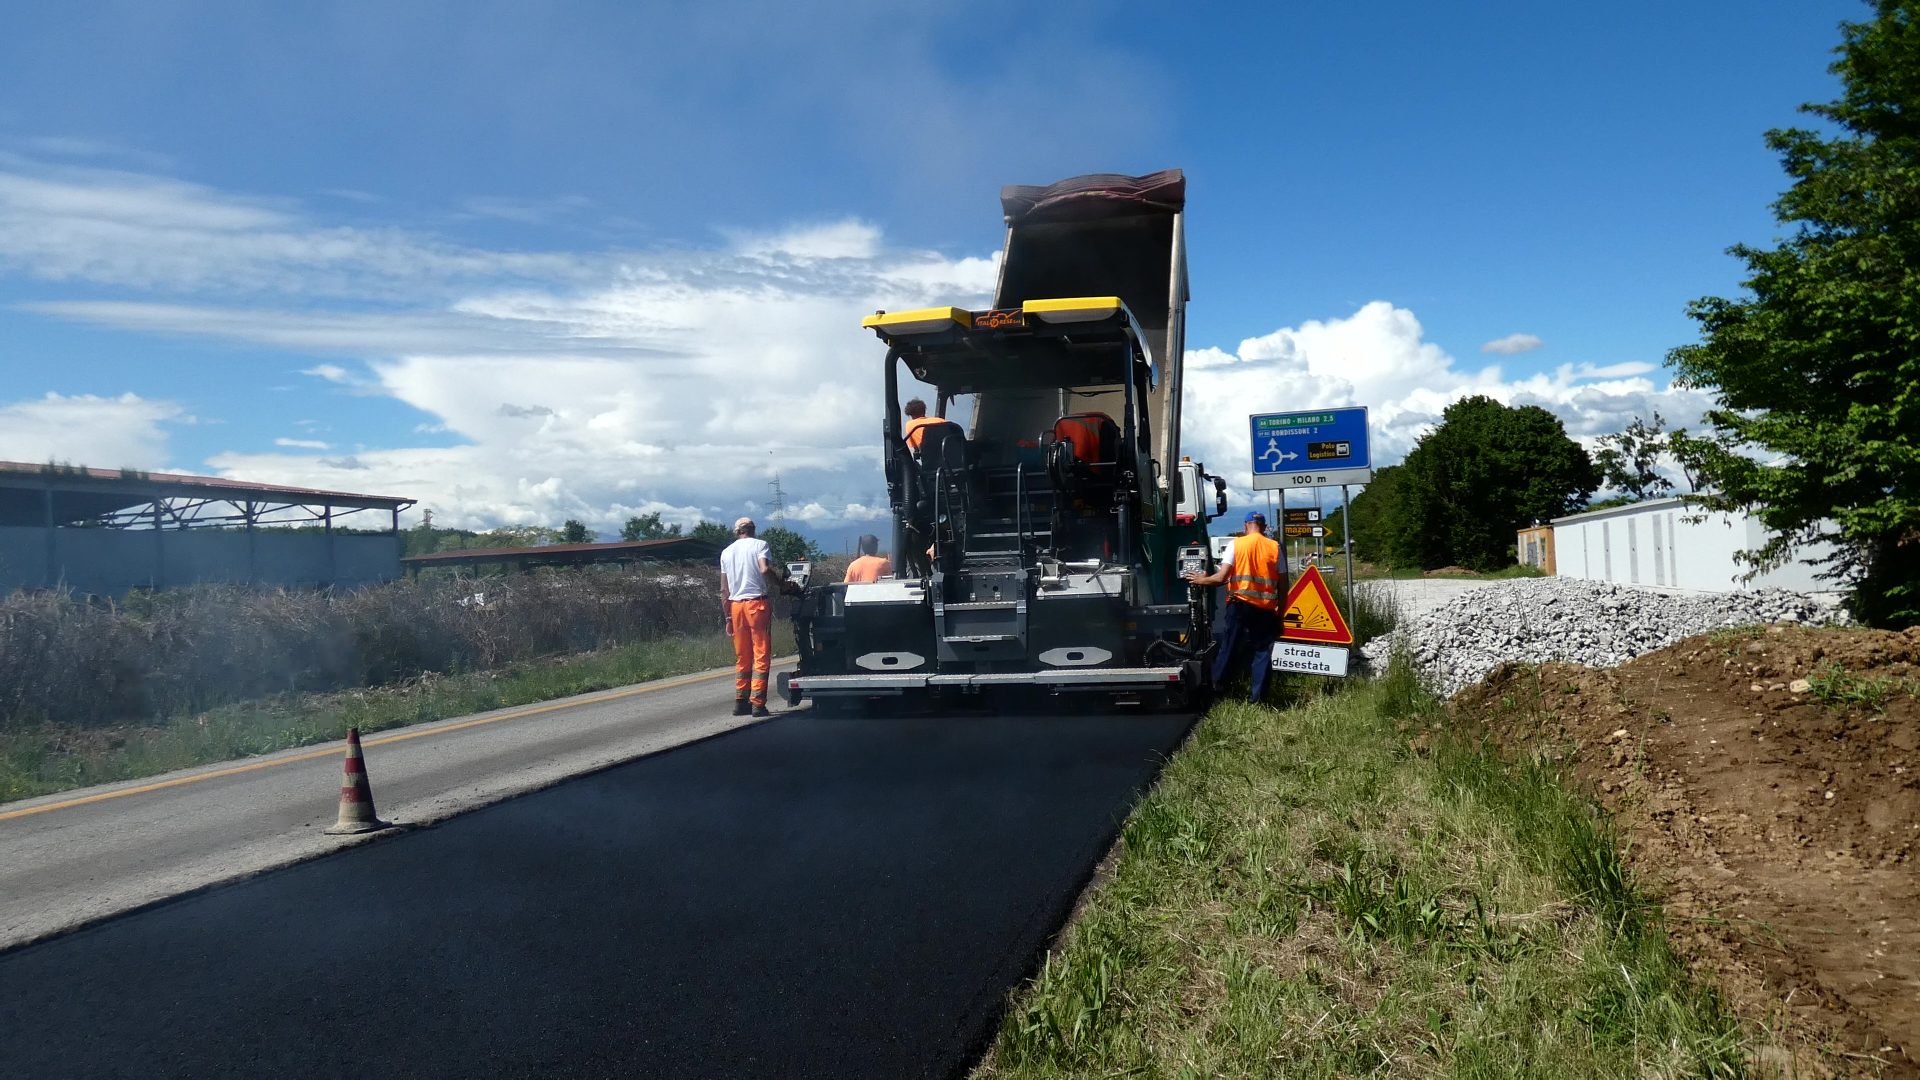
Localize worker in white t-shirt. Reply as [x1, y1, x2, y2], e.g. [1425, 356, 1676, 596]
[719, 516, 776, 716]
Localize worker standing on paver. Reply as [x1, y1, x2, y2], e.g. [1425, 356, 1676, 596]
[1183, 511, 1285, 704]
[843, 534, 891, 583]
[720, 516, 776, 717]
[901, 398, 957, 453]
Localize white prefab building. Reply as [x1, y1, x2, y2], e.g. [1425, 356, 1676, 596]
[1550, 497, 1835, 593]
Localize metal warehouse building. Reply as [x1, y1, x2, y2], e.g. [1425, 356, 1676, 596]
[0, 461, 414, 596]
[1550, 496, 1834, 593]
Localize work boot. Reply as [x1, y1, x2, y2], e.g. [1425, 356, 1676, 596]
[732, 698, 751, 716]
[751, 704, 771, 718]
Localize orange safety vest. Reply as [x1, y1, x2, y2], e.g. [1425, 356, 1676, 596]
[1226, 532, 1284, 611]
[903, 415, 953, 451]
[843, 555, 891, 583]
[1052, 413, 1111, 463]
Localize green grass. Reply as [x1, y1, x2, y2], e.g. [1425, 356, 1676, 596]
[1803, 661, 1909, 712]
[0, 625, 792, 804]
[979, 657, 1748, 1079]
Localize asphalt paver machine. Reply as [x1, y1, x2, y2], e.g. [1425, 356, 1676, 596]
[782, 170, 1230, 711]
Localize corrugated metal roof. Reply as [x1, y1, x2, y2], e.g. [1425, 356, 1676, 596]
[0, 460, 414, 509]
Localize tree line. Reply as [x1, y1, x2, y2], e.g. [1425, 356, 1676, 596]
[403, 512, 823, 564]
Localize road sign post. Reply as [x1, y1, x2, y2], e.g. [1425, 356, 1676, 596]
[1250, 407, 1372, 491]
[1341, 484, 1355, 597]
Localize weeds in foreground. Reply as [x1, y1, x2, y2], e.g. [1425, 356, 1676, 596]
[982, 655, 1747, 1079]
[1485, 563, 1550, 579]
[1804, 662, 1905, 712]
[0, 566, 715, 732]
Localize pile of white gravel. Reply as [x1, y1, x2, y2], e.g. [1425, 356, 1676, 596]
[1359, 576, 1848, 697]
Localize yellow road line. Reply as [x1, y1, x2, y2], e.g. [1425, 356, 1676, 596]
[0, 661, 782, 824]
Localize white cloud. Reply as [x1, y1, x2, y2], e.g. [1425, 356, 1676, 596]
[273, 437, 331, 450]
[1481, 332, 1544, 355]
[302, 364, 353, 383]
[0, 392, 184, 468]
[1181, 302, 1715, 497]
[728, 219, 884, 260]
[459, 194, 594, 225]
[0, 156, 587, 296]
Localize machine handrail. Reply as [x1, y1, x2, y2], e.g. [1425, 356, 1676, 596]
[1015, 462, 1027, 566]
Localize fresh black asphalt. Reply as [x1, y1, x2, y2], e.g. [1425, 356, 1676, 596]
[0, 709, 1193, 1079]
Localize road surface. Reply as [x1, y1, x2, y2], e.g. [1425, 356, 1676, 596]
[0, 706, 1192, 1079]
[0, 662, 785, 950]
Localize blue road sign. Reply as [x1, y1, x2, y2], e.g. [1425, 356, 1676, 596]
[1249, 407, 1372, 490]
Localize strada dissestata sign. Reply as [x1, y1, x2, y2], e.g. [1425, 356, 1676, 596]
[1272, 642, 1350, 677]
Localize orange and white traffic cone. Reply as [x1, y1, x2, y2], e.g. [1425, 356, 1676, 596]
[324, 727, 393, 835]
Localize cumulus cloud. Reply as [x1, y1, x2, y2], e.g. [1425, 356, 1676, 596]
[1181, 302, 1714, 498]
[0, 392, 185, 468]
[273, 437, 331, 450]
[1481, 332, 1544, 355]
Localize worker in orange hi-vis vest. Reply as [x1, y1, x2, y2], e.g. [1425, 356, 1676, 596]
[1183, 510, 1287, 704]
[843, 534, 891, 583]
[719, 516, 776, 717]
[901, 398, 958, 453]
[1052, 412, 1113, 464]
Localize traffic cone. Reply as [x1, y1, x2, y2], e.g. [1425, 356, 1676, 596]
[324, 727, 393, 835]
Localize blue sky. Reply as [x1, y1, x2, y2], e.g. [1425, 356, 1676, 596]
[0, 1, 1862, 541]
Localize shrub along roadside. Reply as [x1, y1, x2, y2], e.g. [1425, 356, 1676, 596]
[0, 624, 793, 805]
[977, 659, 1749, 1078]
[0, 567, 715, 731]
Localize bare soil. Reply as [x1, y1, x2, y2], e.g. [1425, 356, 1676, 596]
[1452, 625, 1920, 1076]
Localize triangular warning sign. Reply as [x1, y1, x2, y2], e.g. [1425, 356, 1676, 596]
[1281, 565, 1353, 645]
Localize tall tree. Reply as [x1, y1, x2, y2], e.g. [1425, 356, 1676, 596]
[557, 519, 594, 544]
[689, 520, 733, 547]
[620, 512, 683, 542]
[1347, 465, 1422, 567]
[1396, 396, 1598, 571]
[759, 526, 824, 565]
[1668, 1, 1920, 627]
[1593, 413, 1678, 501]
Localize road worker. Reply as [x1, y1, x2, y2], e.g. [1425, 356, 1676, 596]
[1052, 412, 1115, 465]
[843, 534, 891, 583]
[719, 516, 776, 717]
[902, 398, 958, 454]
[1184, 510, 1286, 704]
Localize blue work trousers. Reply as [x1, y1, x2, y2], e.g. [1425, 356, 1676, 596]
[1212, 598, 1280, 703]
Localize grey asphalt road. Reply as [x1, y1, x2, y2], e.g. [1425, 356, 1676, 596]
[0, 662, 784, 950]
[0, 706, 1193, 1080]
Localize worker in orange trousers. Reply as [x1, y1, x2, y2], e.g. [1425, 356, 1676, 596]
[719, 516, 776, 716]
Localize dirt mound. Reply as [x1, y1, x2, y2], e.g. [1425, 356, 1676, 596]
[1422, 566, 1479, 578]
[1452, 624, 1920, 1075]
